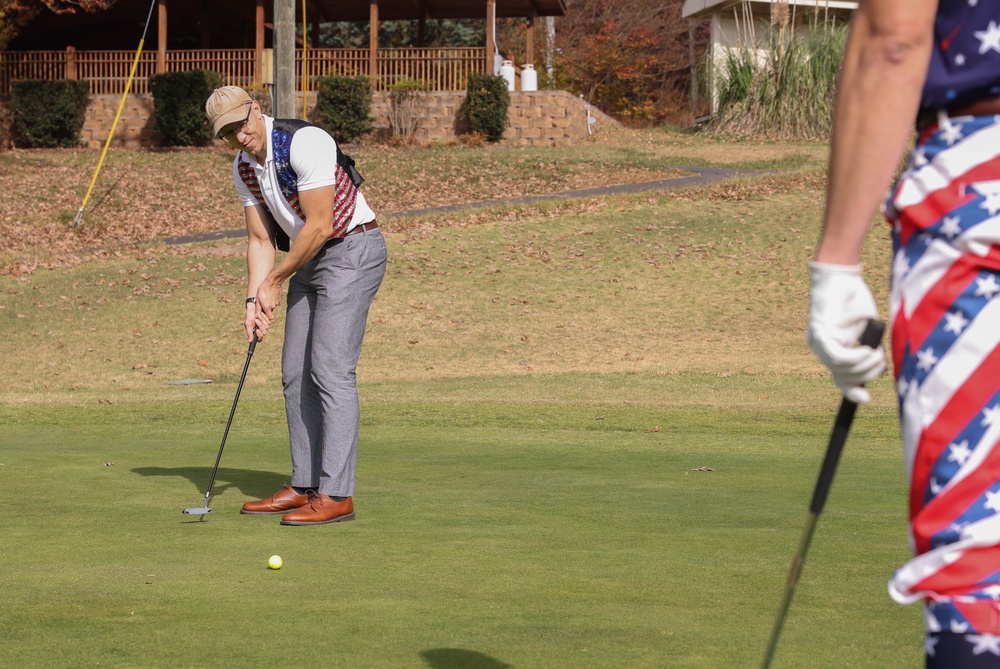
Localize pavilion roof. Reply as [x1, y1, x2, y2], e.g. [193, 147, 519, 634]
[9, 0, 567, 51]
[314, 0, 568, 22]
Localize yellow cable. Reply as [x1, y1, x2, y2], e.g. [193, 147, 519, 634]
[74, 41, 145, 227]
[74, 0, 156, 227]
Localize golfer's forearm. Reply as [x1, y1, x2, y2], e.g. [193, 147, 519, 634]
[246, 238, 275, 295]
[818, 8, 932, 265]
[267, 223, 329, 285]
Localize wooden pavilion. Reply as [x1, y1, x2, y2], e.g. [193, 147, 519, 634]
[3, 0, 567, 95]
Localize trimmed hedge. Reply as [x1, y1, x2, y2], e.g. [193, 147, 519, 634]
[149, 69, 224, 146]
[313, 75, 372, 143]
[11, 80, 89, 148]
[463, 74, 510, 142]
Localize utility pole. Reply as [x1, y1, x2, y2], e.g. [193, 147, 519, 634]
[274, 0, 295, 118]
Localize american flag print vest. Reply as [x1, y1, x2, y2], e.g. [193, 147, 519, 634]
[237, 119, 362, 250]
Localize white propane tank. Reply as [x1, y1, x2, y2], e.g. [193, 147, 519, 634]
[499, 60, 516, 91]
[521, 64, 538, 91]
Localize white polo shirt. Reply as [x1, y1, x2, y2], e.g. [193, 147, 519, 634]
[231, 115, 375, 242]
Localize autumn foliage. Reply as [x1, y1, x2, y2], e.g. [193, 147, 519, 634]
[0, 0, 114, 49]
[546, 0, 709, 126]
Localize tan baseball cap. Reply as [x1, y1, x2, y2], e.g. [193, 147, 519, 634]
[205, 86, 252, 138]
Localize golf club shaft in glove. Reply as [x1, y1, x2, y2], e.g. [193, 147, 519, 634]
[807, 261, 887, 404]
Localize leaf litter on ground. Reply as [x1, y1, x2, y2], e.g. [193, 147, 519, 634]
[0, 130, 825, 275]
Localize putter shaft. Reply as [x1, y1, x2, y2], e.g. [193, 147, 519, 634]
[181, 332, 258, 515]
[761, 320, 884, 668]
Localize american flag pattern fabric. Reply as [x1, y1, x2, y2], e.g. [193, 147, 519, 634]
[926, 630, 1000, 665]
[884, 113, 1000, 635]
[237, 124, 358, 240]
[923, 0, 1000, 111]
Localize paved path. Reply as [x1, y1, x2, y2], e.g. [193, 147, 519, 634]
[164, 165, 760, 246]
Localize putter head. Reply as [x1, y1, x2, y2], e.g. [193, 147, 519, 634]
[182, 507, 212, 515]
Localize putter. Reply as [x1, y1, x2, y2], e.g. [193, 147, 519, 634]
[761, 319, 885, 668]
[182, 330, 259, 516]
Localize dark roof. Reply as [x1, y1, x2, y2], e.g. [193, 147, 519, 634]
[9, 0, 567, 51]
[315, 0, 568, 21]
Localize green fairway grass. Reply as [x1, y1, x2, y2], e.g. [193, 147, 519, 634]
[1, 395, 916, 668]
[0, 129, 919, 667]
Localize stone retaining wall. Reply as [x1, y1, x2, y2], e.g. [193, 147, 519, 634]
[79, 90, 619, 149]
[81, 94, 157, 149]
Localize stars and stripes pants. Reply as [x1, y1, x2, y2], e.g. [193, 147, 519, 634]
[883, 112, 1000, 664]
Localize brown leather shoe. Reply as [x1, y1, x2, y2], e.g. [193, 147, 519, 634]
[280, 492, 355, 525]
[240, 484, 310, 515]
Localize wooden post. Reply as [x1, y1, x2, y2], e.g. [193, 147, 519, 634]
[417, 12, 426, 47]
[275, 0, 295, 117]
[157, 0, 167, 74]
[65, 46, 77, 81]
[369, 1, 379, 84]
[485, 0, 495, 74]
[256, 0, 265, 85]
[525, 11, 535, 66]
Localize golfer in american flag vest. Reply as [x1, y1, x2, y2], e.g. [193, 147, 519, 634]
[205, 86, 386, 526]
[809, 1, 1000, 665]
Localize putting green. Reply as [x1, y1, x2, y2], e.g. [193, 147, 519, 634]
[0, 393, 918, 668]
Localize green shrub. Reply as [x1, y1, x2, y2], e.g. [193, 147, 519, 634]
[10, 80, 89, 148]
[149, 69, 224, 146]
[313, 75, 373, 143]
[463, 74, 509, 142]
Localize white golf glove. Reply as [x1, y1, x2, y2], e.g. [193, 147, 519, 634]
[807, 262, 887, 404]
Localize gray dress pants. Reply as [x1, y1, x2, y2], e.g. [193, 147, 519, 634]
[282, 225, 387, 497]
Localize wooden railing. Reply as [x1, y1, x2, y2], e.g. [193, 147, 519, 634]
[167, 49, 259, 89]
[372, 47, 486, 90]
[0, 47, 488, 96]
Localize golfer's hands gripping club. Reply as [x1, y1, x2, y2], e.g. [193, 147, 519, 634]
[807, 262, 887, 404]
[247, 277, 281, 344]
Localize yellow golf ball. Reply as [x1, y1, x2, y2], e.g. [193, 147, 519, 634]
[267, 555, 282, 570]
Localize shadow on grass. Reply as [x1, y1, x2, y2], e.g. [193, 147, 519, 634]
[132, 466, 286, 500]
[421, 649, 511, 669]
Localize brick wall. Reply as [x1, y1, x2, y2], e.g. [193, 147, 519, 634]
[79, 90, 620, 149]
[367, 90, 618, 146]
[81, 94, 157, 149]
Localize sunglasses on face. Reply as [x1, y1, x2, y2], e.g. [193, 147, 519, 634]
[219, 102, 253, 141]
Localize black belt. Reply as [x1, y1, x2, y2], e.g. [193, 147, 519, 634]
[917, 96, 1000, 133]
